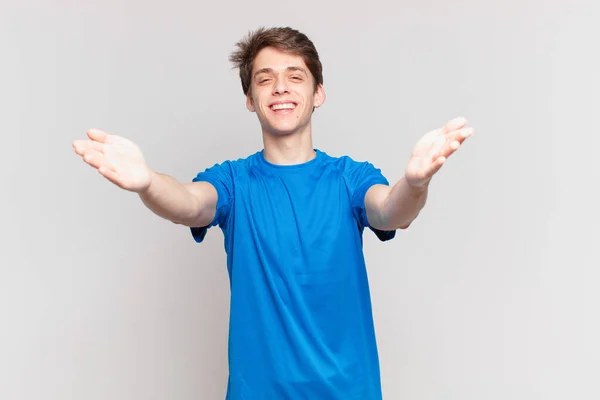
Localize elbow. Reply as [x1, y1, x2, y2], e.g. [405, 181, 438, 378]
[371, 213, 413, 231]
[398, 214, 419, 230]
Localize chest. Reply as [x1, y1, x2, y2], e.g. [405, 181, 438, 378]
[231, 174, 360, 260]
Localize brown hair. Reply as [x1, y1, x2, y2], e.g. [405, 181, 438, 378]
[229, 26, 323, 96]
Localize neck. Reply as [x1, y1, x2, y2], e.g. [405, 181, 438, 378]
[262, 125, 316, 165]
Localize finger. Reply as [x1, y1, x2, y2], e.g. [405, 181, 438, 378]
[451, 126, 474, 142]
[426, 155, 446, 177]
[419, 119, 467, 153]
[72, 139, 104, 155]
[441, 116, 467, 134]
[98, 165, 122, 185]
[86, 129, 110, 143]
[431, 127, 473, 159]
[81, 150, 116, 172]
[441, 127, 474, 148]
[437, 136, 468, 160]
[427, 134, 447, 158]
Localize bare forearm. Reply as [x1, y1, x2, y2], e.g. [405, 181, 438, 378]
[381, 176, 429, 229]
[138, 171, 202, 225]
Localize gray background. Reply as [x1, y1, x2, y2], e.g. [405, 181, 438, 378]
[1, 0, 598, 399]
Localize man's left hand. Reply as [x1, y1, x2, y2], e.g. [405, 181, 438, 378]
[404, 116, 474, 188]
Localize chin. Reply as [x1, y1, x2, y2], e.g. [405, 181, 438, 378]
[257, 112, 311, 137]
[261, 121, 303, 137]
[266, 127, 299, 137]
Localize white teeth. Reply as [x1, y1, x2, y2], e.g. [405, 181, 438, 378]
[271, 103, 296, 110]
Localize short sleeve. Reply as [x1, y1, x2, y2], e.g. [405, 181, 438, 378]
[344, 158, 396, 242]
[189, 161, 234, 243]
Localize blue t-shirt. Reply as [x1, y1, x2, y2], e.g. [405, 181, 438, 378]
[190, 149, 396, 399]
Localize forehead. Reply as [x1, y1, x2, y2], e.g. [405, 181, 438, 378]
[252, 47, 309, 75]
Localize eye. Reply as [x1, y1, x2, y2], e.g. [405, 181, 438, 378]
[291, 76, 303, 81]
[259, 78, 271, 84]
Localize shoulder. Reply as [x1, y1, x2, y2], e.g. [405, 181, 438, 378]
[318, 149, 376, 175]
[319, 149, 389, 192]
[197, 150, 262, 177]
[319, 149, 359, 167]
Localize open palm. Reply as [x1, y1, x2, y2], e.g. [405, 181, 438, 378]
[72, 129, 152, 192]
[405, 117, 474, 188]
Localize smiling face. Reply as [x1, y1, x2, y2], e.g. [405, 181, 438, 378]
[246, 46, 325, 137]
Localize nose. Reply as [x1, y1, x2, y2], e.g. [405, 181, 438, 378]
[272, 77, 290, 95]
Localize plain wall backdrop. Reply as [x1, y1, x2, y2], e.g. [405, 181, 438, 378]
[1, 0, 598, 399]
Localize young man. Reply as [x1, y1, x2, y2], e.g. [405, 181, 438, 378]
[73, 27, 473, 399]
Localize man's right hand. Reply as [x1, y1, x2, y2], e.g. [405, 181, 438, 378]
[72, 129, 153, 193]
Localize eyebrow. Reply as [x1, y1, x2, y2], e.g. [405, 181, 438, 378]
[253, 66, 307, 79]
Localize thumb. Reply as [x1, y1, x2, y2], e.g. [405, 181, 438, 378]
[87, 129, 109, 143]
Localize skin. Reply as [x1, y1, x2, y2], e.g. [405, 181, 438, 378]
[245, 47, 325, 166]
[243, 46, 475, 230]
[365, 116, 474, 230]
[71, 45, 474, 230]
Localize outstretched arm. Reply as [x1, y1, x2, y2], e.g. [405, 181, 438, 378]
[366, 117, 474, 230]
[72, 128, 217, 227]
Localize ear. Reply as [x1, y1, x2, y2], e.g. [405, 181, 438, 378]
[246, 93, 256, 112]
[313, 84, 326, 108]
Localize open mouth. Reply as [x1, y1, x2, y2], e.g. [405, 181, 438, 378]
[269, 103, 297, 113]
